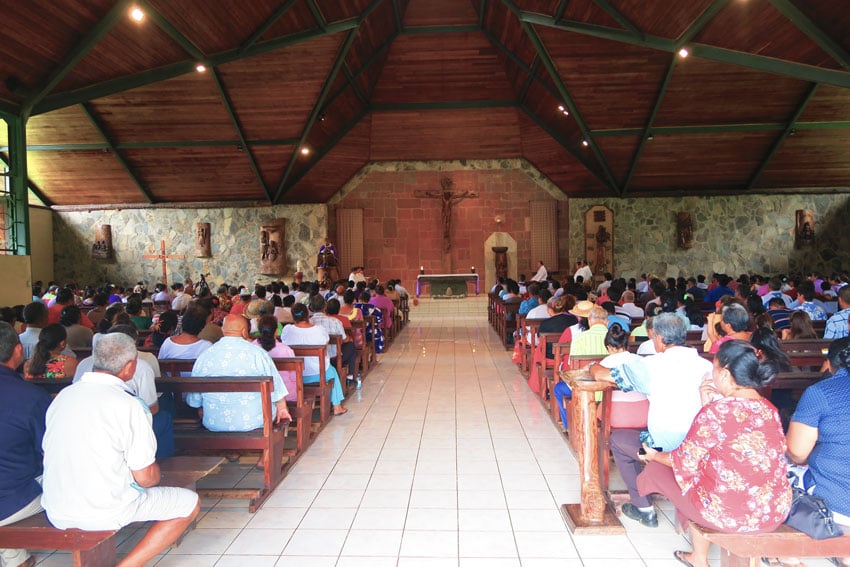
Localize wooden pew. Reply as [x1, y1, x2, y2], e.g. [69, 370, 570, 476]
[692, 522, 850, 567]
[533, 334, 566, 406]
[328, 333, 344, 383]
[499, 300, 521, 349]
[154, 376, 288, 512]
[0, 456, 223, 567]
[272, 357, 311, 462]
[351, 319, 371, 377]
[519, 316, 544, 373]
[289, 344, 332, 430]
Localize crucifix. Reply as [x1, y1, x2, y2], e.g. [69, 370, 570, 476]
[415, 177, 478, 254]
[142, 240, 185, 287]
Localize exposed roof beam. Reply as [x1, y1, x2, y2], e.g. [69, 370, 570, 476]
[0, 153, 52, 207]
[479, 0, 488, 28]
[520, 104, 618, 197]
[139, 0, 207, 61]
[593, 120, 850, 136]
[273, 28, 361, 203]
[33, 22, 359, 115]
[22, 0, 131, 118]
[402, 25, 481, 34]
[81, 103, 155, 203]
[371, 100, 516, 111]
[675, 0, 730, 48]
[0, 138, 302, 152]
[514, 6, 621, 195]
[0, 99, 20, 119]
[517, 57, 539, 104]
[769, 0, 850, 70]
[306, 0, 328, 32]
[323, 32, 398, 110]
[519, 12, 850, 89]
[747, 83, 819, 189]
[590, 0, 643, 39]
[342, 64, 368, 104]
[392, 0, 404, 32]
[238, 0, 298, 55]
[283, 107, 370, 195]
[622, 58, 677, 196]
[553, 0, 569, 23]
[210, 69, 271, 201]
[480, 28, 561, 100]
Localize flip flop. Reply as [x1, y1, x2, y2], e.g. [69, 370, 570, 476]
[674, 550, 695, 567]
[333, 407, 349, 416]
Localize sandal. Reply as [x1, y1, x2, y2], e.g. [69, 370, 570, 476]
[674, 550, 695, 567]
[333, 407, 349, 416]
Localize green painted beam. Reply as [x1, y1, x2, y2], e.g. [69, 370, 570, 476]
[139, 0, 206, 61]
[358, 0, 384, 24]
[747, 83, 819, 189]
[518, 57, 539, 104]
[22, 0, 131, 118]
[326, 32, 396, 107]
[0, 153, 50, 208]
[402, 25, 481, 34]
[342, 64, 368, 104]
[480, 28, 562, 100]
[0, 138, 303, 152]
[520, 104, 618, 197]
[593, 123, 786, 136]
[211, 69, 271, 201]
[6, 117, 32, 252]
[238, 0, 298, 55]
[0, 99, 20, 119]
[306, 0, 327, 31]
[553, 0, 569, 23]
[392, 0, 404, 32]
[591, 0, 643, 39]
[769, 0, 850, 70]
[675, 0, 730, 47]
[519, 11, 850, 89]
[622, 57, 677, 195]
[371, 100, 516, 111]
[514, 8, 622, 195]
[273, 29, 360, 203]
[81, 103, 155, 203]
[33, 23, 359, 115]
[283, 107, 370, 194]
[479, 0, 488, 28]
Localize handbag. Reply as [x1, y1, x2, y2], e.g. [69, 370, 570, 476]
[784, 474, 843, 540]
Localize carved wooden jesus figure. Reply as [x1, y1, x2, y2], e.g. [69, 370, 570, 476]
[415, 178, 478, 252]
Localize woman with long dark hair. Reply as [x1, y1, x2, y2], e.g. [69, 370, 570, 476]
[24, 324, 77, 380]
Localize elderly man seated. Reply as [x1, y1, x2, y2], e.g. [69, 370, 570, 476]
[42, 333, 200, 567]
[589, 313, 711, 527]
[188, 315, 291, 431]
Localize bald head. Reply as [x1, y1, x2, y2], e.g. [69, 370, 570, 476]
[222, 314, 249, 338]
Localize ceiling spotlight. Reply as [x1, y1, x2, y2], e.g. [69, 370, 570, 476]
[319, 112, 327, 122]
[678, 47, 689, 58]
[195, 63, 206, 73]
[562, 110, 569, 116]
[581, 140, 589, 147]
[130, 7, 145, 22]
[557, 105, 565, 112]
[647, 133, 654, 141]
[300, 147, 311, 156]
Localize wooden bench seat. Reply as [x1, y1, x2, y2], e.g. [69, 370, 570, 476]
[693, 522, 850, 567]
[154, 376, 288, 512]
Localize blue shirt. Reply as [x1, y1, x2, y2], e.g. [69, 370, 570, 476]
[704, 285, 734, 304]
[0, 365, 51, 520]
[795, 301, 827, 321]
[518, 297, 539, 315]
[791, 368, 850, 517]
[187, 337, 287, 432]
[824, 308, 849, 340]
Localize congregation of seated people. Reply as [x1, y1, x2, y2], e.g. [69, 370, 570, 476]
[490, 265, 850, 566]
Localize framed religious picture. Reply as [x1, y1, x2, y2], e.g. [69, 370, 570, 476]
[584, 205, 613, 279]
[92, 224, 112, 259]
[677, 212, 694, 249]
[260, 219, 286, 275]
[795, 210, 815, 247]
[195, 222, 211, 258]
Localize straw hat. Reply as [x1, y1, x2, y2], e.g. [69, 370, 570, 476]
[245, 300, 263, 319]
[569, 300, 595, 318]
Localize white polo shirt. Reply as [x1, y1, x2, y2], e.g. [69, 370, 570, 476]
[42, 371, 156, 530]
[74, 356, 157, 407]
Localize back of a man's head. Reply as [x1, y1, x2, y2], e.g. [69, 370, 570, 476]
[838, 285, 850, 307]
[768, 277, 782, 291]
[527, 282, 540, 296]
[622, 290, 635, 303]
[0, 321, 20, 365]
[309, 294, 326, 314]
[23, 301, 48, 326]
[93, 333, 137, 375]
[222, 314, 249, 337]
[768, 297, 786, 309]
[55, 288, 74, 305]
[326, 298, 341, 315]
[652, 313, 686, 346]
[797, 281, 816, 301]
[722, 304, 750, 332]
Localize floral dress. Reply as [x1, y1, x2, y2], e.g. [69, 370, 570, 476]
[25, 355, 73, 380]
[671, 397, 792, 532]
[355, 302, 384, 354]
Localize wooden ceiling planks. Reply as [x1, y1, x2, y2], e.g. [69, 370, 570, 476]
[522, 80, 583, 145]
[146, 0, 283, 55]
[84, 73, 235, 142]
[26, 150, 149, 206]
[371, 33, 515, 104]
[798, 85, 850, 123]
[793, 0, 850, 58]
[55, 13, 189, 92]
[122, 147, 267, 202]
[652, 58, 812, 127]
[251, 144, 296, 192]
[26, 105, 103, 146]
[285, 118, 372, 203]
[536, 27, 672, 131]
[0, 0, 112, 102]
[259, 0, 322, 40]
[370, 108, 522, 161]
[402, 0, 479, 27]
[560, 0, 621, 28]
[216, 35, 343, 141]
[756, 129, 850, 189]
[595, 135, 641, 188]
[615, 0, 715, 40]
[695, 0, 840, 70]
[511, 1, 559, 18]
[627, 131, 777, 192]
[315, 0, 375, 23]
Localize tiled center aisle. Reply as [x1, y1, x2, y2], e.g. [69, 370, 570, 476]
[147, 296, 693, 567]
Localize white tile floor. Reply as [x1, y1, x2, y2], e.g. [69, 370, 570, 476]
[33, 296, 838, 566]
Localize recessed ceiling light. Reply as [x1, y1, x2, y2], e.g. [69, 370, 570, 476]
[195, 64, 206, 73]
[581, 140, 589, 147]
[562, 110, 569, 116]
[678, 47, 689, 58]
[130, 7, 144, 22]
[557, 105, 565, 112]
[300, 147, 311, 156]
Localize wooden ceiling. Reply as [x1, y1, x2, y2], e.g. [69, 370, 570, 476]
[1, 0, 850, 207]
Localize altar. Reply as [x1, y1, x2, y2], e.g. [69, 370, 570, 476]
[416, 273, 480, 298]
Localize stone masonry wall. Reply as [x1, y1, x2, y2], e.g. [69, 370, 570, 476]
[53, 205, 327, 289]
[568, 193, 850, 280]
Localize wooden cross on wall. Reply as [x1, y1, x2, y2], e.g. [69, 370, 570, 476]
[142, 240, 184, 287]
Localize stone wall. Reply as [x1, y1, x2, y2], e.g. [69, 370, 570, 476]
[53, 205, 327, 288]
[568, 193, 850, 279]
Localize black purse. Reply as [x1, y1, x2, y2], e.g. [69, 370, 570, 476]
[784, 484, 844, 540]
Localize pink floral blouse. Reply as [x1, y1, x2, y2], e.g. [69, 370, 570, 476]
[672, 397, 792, 532]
